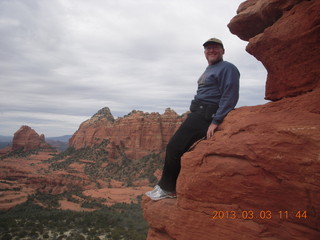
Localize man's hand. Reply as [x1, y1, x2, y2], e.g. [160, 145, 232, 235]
[207, 123, 218, 139]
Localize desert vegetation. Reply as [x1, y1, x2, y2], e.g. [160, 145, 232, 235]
[0, 198, 147, 240]
[47, 141, 163, 186]
[0, 136, 163, 240]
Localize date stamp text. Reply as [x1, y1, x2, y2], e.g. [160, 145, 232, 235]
[212, 210, 307, 220]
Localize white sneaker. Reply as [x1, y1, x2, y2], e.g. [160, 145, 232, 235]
[145, 185, 176, 201]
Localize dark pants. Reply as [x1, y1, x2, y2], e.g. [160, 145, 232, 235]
[158, 111, 212, 192]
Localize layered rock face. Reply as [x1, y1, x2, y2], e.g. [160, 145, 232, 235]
[228, 0, 320, 100]
[143, 0, 320, 239]
[69, 107, 186, 160]
[68, 107, 115, 149]
[12, 125, 51, 151]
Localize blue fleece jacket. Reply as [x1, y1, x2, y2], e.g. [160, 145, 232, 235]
[194, 60, 240, 125]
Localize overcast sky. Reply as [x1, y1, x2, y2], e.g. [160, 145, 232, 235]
[0, 0, 268, 137]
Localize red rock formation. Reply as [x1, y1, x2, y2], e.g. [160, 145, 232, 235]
[69, 107, 186, 160]
[228, 0, 320, 100]
[69, 107, 115, 149]
[12, 125, 51, 151]
[143, 0, 320, 239]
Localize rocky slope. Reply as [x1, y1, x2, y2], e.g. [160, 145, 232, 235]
[142, 0, 320, 239]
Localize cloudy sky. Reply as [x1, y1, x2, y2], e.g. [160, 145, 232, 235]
[0, 0, 267, 137]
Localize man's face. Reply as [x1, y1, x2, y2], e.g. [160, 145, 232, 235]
[204, 43, 224, 65]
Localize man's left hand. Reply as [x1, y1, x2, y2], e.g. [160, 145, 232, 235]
[207, 123, 218, 139]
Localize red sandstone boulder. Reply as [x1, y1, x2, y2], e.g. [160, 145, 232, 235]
[143, 89, 320, 240]
[143, 0, 320, 239]
[228, 0, 320, 101]
[12, 125, 51, 151]
[228, 0, 304, 41]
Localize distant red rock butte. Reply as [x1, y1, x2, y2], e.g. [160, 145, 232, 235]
[69, 107, 186, 160]
[12, 125, 51, 151]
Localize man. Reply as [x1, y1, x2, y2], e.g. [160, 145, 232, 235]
[146, 38, 240, 200]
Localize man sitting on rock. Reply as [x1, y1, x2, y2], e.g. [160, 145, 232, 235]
[146, 38, 240, 200]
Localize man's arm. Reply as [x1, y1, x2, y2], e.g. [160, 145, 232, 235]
[207, 64, 240, 138]
[213, 65, 239, 124]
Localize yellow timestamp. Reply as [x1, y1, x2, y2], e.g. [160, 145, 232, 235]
[212, 210, 307, 220]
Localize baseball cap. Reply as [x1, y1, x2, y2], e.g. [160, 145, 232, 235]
[203, 38, 224, 48]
